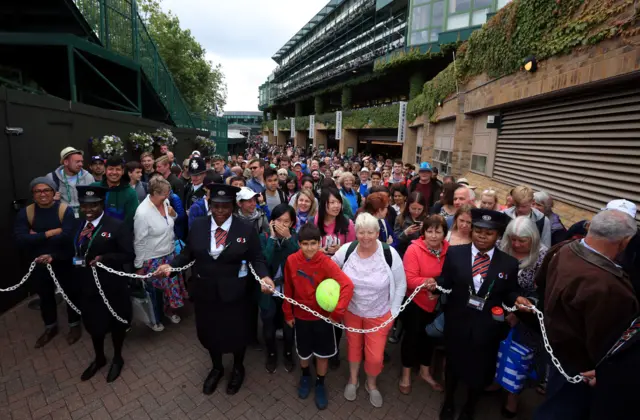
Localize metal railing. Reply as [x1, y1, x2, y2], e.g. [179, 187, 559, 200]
[72, 0, 225, 137]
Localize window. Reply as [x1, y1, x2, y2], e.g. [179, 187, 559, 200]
[471, 155, 487, 173]
[409, 0, 445, 46]
[446, 0, 493, 30]
[416, 127, 424, 165]
[433, 149, 452, 175]
[449, 0, 471, 13]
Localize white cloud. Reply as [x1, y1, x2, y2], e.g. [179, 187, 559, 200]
[160, 0, 329, 111]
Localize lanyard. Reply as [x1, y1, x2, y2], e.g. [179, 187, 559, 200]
[469, 278, 496, 300]
[61, 169, 80, 205]
[75, 224, 103, 258]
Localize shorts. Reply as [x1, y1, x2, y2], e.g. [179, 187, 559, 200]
[294, 318, 337, 360]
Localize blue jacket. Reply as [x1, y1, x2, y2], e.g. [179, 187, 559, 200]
[188, 198, 208, 229]
[378, 218, 397, 248]
[247, 177, 266, 194]
[168, 192, 186, 240]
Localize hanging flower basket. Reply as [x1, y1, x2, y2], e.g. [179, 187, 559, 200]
[153, 127, 178, 148]
[128, 131, 154, 153]
[195, 135, 216, 154]
[90, 135, 125, 158]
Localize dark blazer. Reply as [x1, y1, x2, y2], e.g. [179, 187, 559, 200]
[436, 243, 520, 388]
[183, 182, 207, 210]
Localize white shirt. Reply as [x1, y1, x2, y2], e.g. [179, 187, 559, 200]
[133, 196, 176, 268]
[471, 244, 495, 294]
[193, 183, 203, 192]
[85, 212, 104, 229]
[209, 215, 232, 259]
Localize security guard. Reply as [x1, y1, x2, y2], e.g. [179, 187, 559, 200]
[425, 208, 533, 420]
[155, 183, 275, 396]
[183, 157, 208, 209]
[72, 185, 134, 383]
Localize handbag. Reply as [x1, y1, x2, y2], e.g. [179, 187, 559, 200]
[495, 328, 535, 393]
[425, 312, 445, 338]
[131, 292, 156, 326]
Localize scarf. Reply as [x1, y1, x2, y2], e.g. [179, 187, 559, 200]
[428, 246, 442, 262]
[297, 210, 309, 227]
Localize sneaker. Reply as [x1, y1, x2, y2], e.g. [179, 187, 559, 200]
[298, 376, 311, 399]
[275, 329, 284, 340]
[148, 323, 165, 332]
[344, 382, 359, 401]
[283, 353, 295, 373]
[365, 382, 383, 408]
[167, 314, 181, 324]
[266, 353, 277, 374]
[315, 383, 328, 410]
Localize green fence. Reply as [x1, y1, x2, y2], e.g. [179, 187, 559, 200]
[73, 0, 225, 139]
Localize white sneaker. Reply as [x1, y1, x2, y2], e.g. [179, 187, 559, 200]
[344, 382, 359, 401]
[168, 314, 181, 324]
[365, 382, 383, 408]
[148, 323, 165, 332]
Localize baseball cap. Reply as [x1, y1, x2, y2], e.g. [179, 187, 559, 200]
[90, 155, 104, 163]
[60, 147, 83, 163]
[294, 161, 303, 167]
[236, 187, 259, 203]
[360, 167, 370, 173]
[418, 162, 432, 172]
[603, 199, 637, 219]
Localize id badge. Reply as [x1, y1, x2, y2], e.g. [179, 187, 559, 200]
[73, 208, 80, 219]
[467, 295, 486, 311]
[72, 256, 86, 267]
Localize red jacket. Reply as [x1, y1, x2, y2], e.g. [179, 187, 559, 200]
[403, 237, 449, 312]
[283, 250, 354, 322]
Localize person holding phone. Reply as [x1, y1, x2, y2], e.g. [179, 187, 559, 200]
[394, 192, 429, 258]
[315, 187, 355, 256]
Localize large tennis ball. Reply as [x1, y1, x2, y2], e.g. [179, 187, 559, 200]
[316, 279, 340, 312]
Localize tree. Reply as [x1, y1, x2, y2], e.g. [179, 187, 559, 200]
[140, 0, 227, 114]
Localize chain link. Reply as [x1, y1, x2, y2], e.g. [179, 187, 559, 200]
[91, 267, 129, 324]
[0, 261, 36, 292]
[46, 264, 82, 315]
[95, 260, 196, 279]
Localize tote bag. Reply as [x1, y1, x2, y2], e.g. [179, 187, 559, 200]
[495, 328, 535, 393]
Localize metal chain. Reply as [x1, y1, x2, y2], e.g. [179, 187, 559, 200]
[0, 261, 36, 292]
[91, 267, 129, 324]
[95, 260, 195, 279]
[46, 264, 82, 315]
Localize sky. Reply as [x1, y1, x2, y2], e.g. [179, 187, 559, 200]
[161, 0, 329, 112]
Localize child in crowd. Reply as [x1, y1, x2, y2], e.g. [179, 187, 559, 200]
[283, 223, 354, 410]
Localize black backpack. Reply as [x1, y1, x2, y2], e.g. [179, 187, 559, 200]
[344, 240, 393, 268]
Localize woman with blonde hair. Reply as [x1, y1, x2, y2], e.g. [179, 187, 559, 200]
[338, 172, 361, 218]
[478, 189, 500, 211]
[292, 189, 317, 231]
[445, 204, 473, 246]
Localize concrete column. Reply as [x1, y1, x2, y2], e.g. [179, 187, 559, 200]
[268, 129, 276, 145]
[277, 131, 287, 146]
[294, 131, 307, 149]
[314, 128, 327, 150]
[402, 126, 418, 164]
[339, 129, 357, 156]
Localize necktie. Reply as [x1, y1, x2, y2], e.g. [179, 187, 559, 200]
[215, 227, 227, 248]
[472, 252, 490, 279]
[79, 222, 95, 242]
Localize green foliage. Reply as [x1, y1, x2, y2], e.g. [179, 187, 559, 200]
[277, 119, 289, 130]
[295, 116, 310, 131]
[374, 47, 438, 72]
[144, 0, 227, 113]
[409, 0, 637, 122]
[409, 71, 425, 100]
[341, 87, 353, 110]
[343, 104, 400, 129]
[315, 112, 335, 129]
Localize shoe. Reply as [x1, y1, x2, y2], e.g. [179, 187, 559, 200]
[265, 353, 277, 374]
[315, 383, 328, 410]
[344, 382, 359, 401]
[167, 314, 181, 324]
[298, 376, 311, 399]
[365, 382, 383, 408]
[283, 353, 295, 373]
[66, 325, 82, 345]
[202, 368, 224, 395]
[501, 406, 517, 419]
[398, 380, 411, 395]
[226, 367, 245, 395]
[81, 359, 106, 381]
[148, 323, 165, 332]
[275, 329, 284, 340]
[329, 353, 340, 370]
[106, 360, 124, 383]
[35, 326, 58, 348]
[439, 404, 455, 420]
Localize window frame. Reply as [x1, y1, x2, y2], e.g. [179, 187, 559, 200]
[432, 148, 452, 175]
[470, 154, 488, 174]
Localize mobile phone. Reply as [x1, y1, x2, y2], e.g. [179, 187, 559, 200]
[413, 221, 422, 226]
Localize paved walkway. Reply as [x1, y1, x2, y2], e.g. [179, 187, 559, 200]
[0, 299, 543, 420]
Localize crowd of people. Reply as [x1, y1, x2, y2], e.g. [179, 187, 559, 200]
[12, 140, 639, 420]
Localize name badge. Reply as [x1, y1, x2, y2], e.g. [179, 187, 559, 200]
[72, 256, 86, 267]
[467, 295, 486, 311]
[73, 208, 80, 219]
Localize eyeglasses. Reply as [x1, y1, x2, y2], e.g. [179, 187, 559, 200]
[33, 189, 54, 195]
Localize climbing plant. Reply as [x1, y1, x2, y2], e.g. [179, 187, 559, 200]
[342, 104, 400, 129]
[295, 116, 310, 131]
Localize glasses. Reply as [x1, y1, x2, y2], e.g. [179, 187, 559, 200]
[33, 189, 54, 195]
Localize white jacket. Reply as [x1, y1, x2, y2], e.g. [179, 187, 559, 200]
[332, 240, 407, 317]
[133, 196, 176, 268]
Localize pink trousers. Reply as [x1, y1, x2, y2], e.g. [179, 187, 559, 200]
[344, 310, 393, 376]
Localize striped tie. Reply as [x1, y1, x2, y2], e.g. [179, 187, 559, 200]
[79, 222, 95, 242]
[215, 227, 227, 248]
[472, 252, 490, 279]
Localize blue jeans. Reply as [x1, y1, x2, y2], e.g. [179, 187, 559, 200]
[534, 368, 591, 420]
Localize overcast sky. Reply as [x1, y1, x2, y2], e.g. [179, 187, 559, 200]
[161, 0, 329, 112]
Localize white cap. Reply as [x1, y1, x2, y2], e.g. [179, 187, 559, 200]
[603, 199, 637, 219]
[457, 177, 477, 190]
[360, 167, 370, 173]
[236, 187, 259, 203]
[294, 161, 303, 167]
[191, 150, 201, 157]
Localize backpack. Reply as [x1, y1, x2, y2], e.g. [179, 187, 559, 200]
[344, 240, 393, 268]
[49, 171, 61, 190]
[26, 202, 68, 226]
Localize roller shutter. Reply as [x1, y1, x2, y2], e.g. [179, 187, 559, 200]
[494, 88, 640, 221]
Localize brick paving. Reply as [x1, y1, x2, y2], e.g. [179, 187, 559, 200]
[0, 298, 543, 420]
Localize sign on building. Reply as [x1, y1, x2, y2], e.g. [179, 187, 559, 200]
[290, 117, 295, 138]
[335, 111, 342, 140]
[397, 101, 408, 143]
[262, 135, 268, 144]
[309, 115, 315, 139]
[274, 119, 278, 136]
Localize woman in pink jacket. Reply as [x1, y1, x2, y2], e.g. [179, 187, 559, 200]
[399, 214, 449, 394]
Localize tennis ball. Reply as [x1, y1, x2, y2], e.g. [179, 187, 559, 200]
[316, 278, 340, 312]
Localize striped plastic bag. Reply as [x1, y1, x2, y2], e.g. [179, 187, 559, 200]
[495, 329, 535, 393]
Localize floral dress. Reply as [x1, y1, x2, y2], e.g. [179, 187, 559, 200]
[142, 253, 188, 321]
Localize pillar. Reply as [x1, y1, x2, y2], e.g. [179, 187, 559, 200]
[402, 126, 418, 164]
[277, 131, 287, 146]
[314, 96, 325, 115]
[314, 129, 327, 150]
[268, 129, 276, 145]
[294, 131, 307, 149]
[295, 101, 304, 117]
[339, 129, 357, 156]
[341, 87, 352, 110]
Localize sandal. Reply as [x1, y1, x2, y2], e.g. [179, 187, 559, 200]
[420, 373, 444, 392]
[398, 380, 411, 395]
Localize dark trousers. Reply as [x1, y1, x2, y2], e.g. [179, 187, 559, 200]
[260, 296, 293, 356]
[33, 263, 81, 328]
[444, 360, 482, 415]
[533, 368, 591, 420]
[401, 301, 437, 368]
[210, 348, 246, 371]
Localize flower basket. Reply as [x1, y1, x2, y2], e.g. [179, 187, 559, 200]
[153, 127, 178, 148]
[128, 131, 154, 153]
[90, 135, 125, 158]
[195, 135, 216, 154]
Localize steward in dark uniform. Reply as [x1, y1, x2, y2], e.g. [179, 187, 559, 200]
[183, 157, 208, 209]
[155, 183, 275, 396]
[72, 185, 134, 383]
[426, 208, 533, 420]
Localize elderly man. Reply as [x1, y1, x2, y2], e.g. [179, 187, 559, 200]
[504, 185, 551, 247]
[534, 206, 639, 420]
[533, 191, 567, 245]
